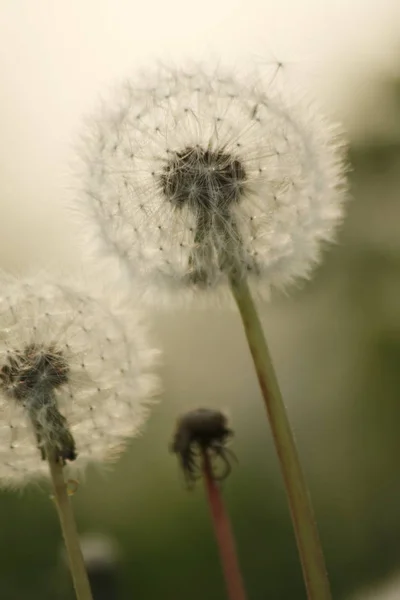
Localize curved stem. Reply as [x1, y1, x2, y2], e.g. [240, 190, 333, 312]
[229, 275, 331, 600]
[47, 451, 93, 600]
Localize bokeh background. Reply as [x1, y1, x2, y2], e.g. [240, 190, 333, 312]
[1, 1, 400, 598]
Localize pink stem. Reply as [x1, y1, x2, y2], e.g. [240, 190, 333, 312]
[202, 451, 248, 600]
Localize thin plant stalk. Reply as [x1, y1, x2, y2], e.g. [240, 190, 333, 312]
[229, 274, 331, 600]
[202, 450, 247, 600]
[47, 449, 93, 600]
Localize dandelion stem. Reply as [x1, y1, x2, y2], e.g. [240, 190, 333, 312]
[202, 450, 248, 600]
[229, 275, 331, 600]
[47, 450, 93, 600]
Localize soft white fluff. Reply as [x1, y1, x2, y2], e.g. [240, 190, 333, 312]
[0, 274, 159, 487]
[77, 63, 347, 305]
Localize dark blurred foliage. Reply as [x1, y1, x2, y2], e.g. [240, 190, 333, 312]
[1, 73, 400, 600]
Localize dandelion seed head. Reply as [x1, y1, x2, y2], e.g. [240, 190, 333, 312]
[160, 146, 247, 210]
[0, 275, 159, 487]
[78, 63, 347, 303]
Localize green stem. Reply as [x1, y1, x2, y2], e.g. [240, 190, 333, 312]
[229, 275, 331, 600]
[47, 451, 93, 600]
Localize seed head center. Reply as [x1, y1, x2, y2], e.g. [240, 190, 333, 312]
[0, 343, 69, 401]
[160, 146, 247, 210]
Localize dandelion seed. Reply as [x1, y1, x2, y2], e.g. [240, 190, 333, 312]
[0, 274, 159, 487]
[78, 63, 347, 303]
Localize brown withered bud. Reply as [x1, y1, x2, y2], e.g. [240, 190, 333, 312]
[170, 408, 235, 486]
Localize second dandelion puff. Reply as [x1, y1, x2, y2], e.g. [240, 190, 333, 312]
[0, 275, 159, 486]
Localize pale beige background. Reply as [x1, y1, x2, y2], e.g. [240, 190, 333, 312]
[0, 0, 399, 271]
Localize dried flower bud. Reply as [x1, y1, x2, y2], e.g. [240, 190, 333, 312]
[170, 408, 234, 486]
[0, 274, 159, 487]
[78, 63, 347, 303]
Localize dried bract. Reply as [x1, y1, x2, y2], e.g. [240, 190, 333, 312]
[170, 408, 234, 486]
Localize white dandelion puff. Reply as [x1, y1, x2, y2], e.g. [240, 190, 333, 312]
[0, 274, 159, 487]
[77, 63, 347, 303]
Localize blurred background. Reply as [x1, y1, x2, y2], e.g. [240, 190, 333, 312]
[1, 1, 400, 598]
